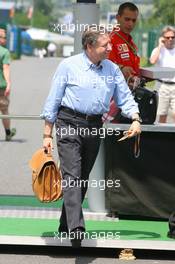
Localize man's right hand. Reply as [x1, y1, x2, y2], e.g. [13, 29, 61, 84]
[43, 121, 54, 154]
[43, 138, 53, 154]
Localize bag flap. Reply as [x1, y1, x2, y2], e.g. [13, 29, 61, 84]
[29, 148, 55, 175]
[32, 160, 62, 202]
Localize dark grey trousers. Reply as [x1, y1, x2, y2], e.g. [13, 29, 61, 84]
[55, 109, 102, 232]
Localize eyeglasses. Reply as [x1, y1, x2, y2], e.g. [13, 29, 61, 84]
[164, 36, 175, 40]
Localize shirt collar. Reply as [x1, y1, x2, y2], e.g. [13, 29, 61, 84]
[82, 52, 103, 71]
[113, 28, 132, 42]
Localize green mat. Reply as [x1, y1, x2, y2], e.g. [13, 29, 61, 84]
[0, 195, 88, 209]
[0, 218, 172, 241]
[0, 195, 172, 242]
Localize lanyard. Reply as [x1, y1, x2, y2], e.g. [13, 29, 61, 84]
[113, 31, 138, 56]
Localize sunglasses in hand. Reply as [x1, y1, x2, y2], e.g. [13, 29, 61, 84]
[118, 130, 132, 141]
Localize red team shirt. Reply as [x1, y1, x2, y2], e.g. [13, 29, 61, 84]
[102, 29, 140, 123]
[108, 29, 140, 74]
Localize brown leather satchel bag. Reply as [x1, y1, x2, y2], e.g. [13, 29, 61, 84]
[29, 149, 62, 202]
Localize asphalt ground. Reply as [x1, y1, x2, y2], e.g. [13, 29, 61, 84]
[0, 246, 175, 263]
[0, 56, 61, 195]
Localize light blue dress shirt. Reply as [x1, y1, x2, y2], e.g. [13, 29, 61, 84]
[41, 52, 139, 123]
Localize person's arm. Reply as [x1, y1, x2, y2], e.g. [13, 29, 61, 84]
[149, 47, 161, 64]
[41, 60, 68, 152]
[113, 68, 141, 137]
[110, 57, 136, 88]
[149, 37, 164, 64]
[109, 50, 136, 80]
[121, 66, 136, 80]
[43, 120, 54, 154]
[41, 60, 68, 122]
[3, 64, 10, 96]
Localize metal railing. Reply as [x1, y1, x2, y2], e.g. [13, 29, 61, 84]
[0, 115, 41, 120]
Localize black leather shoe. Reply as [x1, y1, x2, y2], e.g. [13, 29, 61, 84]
[70, 228, 85, 248]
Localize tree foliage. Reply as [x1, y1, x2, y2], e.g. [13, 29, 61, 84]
[14, 0, 53, 29]
[32, 0, 53, 28]
[13, 11, 30, 27]
[151, 0, 175, 25]
[32, 10, 50, 29]
[34, 0, 53, 16]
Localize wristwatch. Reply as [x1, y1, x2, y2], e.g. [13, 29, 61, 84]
[132, 117, 142, 124]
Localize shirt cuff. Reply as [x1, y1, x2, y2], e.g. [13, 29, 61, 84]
[40, 113, 55, 123]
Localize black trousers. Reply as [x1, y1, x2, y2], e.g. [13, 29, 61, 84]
[55, 109, 102, 232]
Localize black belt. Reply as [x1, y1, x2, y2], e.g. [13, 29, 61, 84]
[60, 106, 102, 122]
[158, 80, 175, 85]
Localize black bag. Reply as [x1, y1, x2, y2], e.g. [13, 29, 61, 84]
[115, 86, 158, 125]
[167, 212, 175, 239]
[134, 86, 158, 124]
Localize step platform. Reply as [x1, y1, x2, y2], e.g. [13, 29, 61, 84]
[0, 195, 174, 250]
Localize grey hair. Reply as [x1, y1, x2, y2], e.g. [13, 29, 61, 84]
[161, 26, 175, 36]
[82, 25, 108, 50]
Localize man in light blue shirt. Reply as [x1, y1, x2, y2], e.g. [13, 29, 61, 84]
[42, 44, 139, 123]
[41, 26, 141, 246]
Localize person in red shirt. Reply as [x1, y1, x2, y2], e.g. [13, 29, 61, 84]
[109, 2, 140, 84]
[103, 2, 140, 122]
